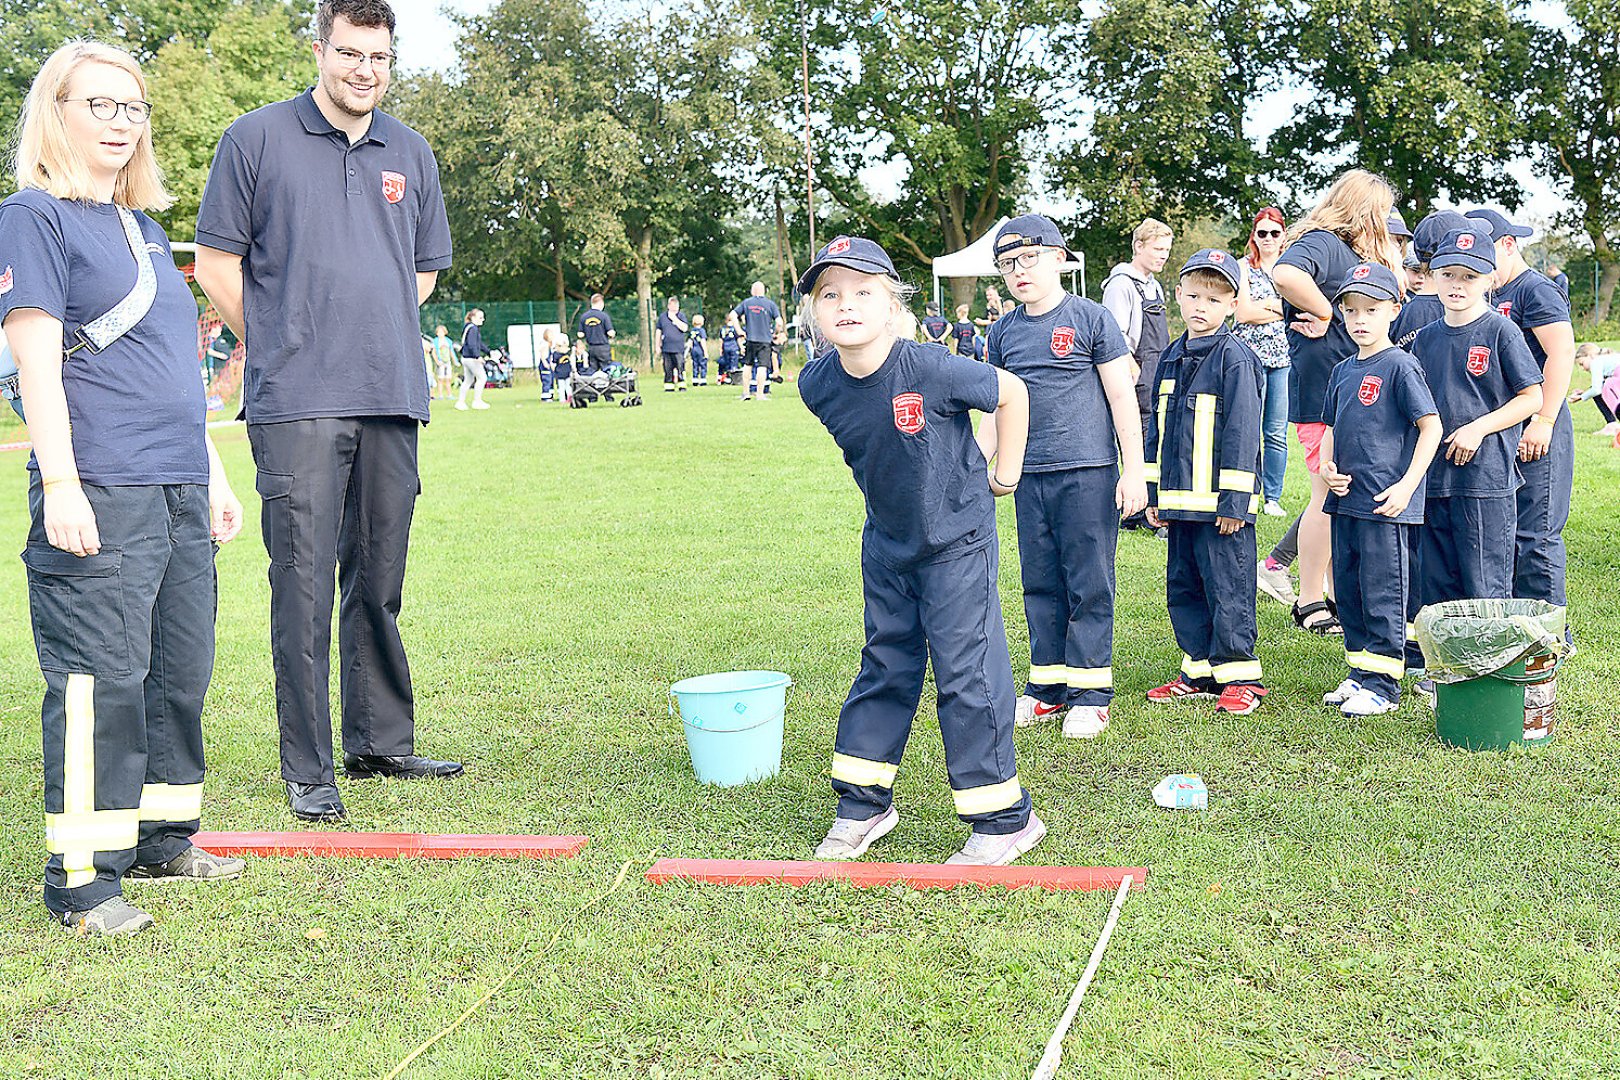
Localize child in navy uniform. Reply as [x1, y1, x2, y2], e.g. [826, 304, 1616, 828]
[921, 301, 951, 347]
[719, 312, 743, 384]
[982, 214, 1147, 739]
[1393, 210, 1471, 349]
[1144, 250, 1267, 715]
[952, 304, 976, 357]
[687, 313, 709, 386]
[1408, 226, 1543, 693]
[797, 235, 1045, 867]
[1318, 264, 1442, 716]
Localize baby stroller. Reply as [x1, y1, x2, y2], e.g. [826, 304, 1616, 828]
[563, 361, 642, 408]
[483, 348, 513, 389]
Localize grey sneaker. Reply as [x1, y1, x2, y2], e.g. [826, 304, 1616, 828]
[1414, 678, 1436, 707]
[813, 805, 899, 860]
[126, 846, 246, 883]
[1257, 562, 1298, 606]
[944, 813, 1047, 866]
[58, 896, 155, 936]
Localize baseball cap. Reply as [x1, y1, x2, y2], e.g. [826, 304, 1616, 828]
[993, 214, 1074, 260]
[797, 236, 901, 295]
[1464, 208, 1534, 241]
[1334, 263, 1403, 303]
[1411, 210, 1474, 264]
[1387, 211, 1412, 240]
[1178, 248, 1240, 293]
[1403, 253, 1423, 272]
[1429, 226, 1497, 274]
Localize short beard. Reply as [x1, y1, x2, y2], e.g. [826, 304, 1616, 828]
[321, 70, 384, 117]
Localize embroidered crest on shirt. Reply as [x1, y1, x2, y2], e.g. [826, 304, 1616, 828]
[381, 171, 406, 204]
[1050, 326, 1077, 357]
[1467, 346, 1491, 376]
[892, 392, 925, 434]
[0, 265, 11, 295]
[1497, 300, 1513, 318]
[1358, 374, 1383, 405]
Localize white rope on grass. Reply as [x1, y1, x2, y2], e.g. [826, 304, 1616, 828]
[1030, 873, 1134, 1080]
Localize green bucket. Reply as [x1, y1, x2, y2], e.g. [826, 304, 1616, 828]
[1434, 649, 1559, 751]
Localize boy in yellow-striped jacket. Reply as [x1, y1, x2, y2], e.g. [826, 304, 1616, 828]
[1143, 250, 1268, 715]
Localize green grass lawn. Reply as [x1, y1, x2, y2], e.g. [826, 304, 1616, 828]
[2, 377, 1619, 1079]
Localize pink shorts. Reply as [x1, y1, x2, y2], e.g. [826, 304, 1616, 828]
[1296, 422, 1327, 474]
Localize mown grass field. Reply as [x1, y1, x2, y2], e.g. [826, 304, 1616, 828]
[2, 376, 1618, 1079]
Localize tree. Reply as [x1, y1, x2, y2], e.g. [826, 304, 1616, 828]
[1531, 0, 1620, 320]
[1269, 0, 1538, 215]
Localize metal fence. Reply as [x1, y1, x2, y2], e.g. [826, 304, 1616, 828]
[419, 298, 705, 367]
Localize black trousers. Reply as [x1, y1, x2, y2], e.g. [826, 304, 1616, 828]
[24, 480, 215, 915]
[247, 417, 419, 784]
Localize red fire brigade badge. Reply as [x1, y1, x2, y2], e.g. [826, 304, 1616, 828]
[381, 171, 406, 204]
[0, 265, 12, 295]
[1497, 300, 1513, 318]
[826, 237, 851, 255]
[1467, 345, 1491, 376]
[892, 392, 925, 434]
[1050, 326, 1076, 357]
[1358, 374, 1382, 405]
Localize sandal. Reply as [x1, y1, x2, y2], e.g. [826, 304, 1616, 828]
[1292, 600, 1343, 636]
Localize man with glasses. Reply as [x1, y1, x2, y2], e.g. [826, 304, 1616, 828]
[194, 0, 462, 823]
[1102, 218, 1174, 533]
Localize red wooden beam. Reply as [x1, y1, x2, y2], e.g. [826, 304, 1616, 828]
[644, 858, 1146, 892]
[191, 831, 588, 859]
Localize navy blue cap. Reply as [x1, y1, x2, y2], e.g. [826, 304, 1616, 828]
[1387, 211, 1412, 240]
[1334, 263, 1403, 303]
[1403, 253, 1423, 272]
[993, 214, 1073, 259]
[1429, 226, 1497, 274]
[1411, 210, 1474, 264]
[1465, 208, 1534, 242]
[797, 236, 901, 295]
[1177, 248, 1241, 293]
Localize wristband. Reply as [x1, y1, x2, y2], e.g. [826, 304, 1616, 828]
[1531, 414, 1556, 427]
[40, 476, 80, 491]
[991, 473, 1019, 490]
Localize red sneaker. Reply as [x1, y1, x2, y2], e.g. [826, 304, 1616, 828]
[1215, 685, 1268, 715]
[1146, 678, 1215, 703]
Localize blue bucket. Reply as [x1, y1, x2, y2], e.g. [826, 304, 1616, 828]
[670, 670, 792, 787]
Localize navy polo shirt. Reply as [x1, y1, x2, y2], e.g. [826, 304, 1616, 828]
[657, 310, 687, 353]
[799, 338, 1000, 570]
[1321, 347, 1437, 524]
[195, 90, 452, 425]
[922, 314, 950, 342]
[576, 308, 613, 344]
[1392, 293, 1444, 349]
[733, 296, 780, 343]
[1276, 229, 1359, 424]
[1493, 268, 1570, 368]
[986, 292, 1131, 471]
[0, 190, 206, 485]
[1410, 312, 1543, 498]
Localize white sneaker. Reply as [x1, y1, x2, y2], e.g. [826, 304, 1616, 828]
[1257, 562, 1298, 606]
[813, 805, 899, 860]
[1322, 678, 1362, 706]
[1014, 695, 1064, 728]
[1061, 705, 1109, 739]
[454, 401, 469, 411]
[471, 400, 490, 410]
[945, 813, 1047, 866]
[1263, 500, 1286, 517]
[1341, 687, 1398, 717]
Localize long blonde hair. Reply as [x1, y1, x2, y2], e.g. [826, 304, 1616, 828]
[12, 40, 172, 211]
[798, 272, 918, 347]
[1285, 169, 1396, 271]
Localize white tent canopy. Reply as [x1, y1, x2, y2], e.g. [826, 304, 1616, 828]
[932, 216, 1086, 308]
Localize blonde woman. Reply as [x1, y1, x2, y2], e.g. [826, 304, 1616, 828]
[1270, 169, 1397, 636]
[1, 41, 246, 935]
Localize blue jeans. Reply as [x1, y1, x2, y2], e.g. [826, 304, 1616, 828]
[1259, 365, 1290, 503]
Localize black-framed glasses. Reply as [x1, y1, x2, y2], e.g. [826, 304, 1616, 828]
[1254, 228, 1283, 239]
[319, 39, 396, 70]
[995, 249, 1056, 275]
[64, 97, 151, 124]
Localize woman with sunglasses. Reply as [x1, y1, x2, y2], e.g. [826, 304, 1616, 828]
[1, 40, 246, 936]
[1233, 209, 1292, 522]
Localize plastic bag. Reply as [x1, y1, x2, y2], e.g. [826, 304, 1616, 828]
[1414, 599, 1566, 684]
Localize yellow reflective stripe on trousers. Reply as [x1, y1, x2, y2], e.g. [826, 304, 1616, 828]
[1192, 394, 1218, 496]
[139, 782, 204, 822]
[952, 776, 1022, 817]
[1212, 659, 1263, 683]
[1218, 469, 1255, 492]
[45, 809, 139, 853]
[61, 674, 99, 887]
[1180, 655, 1213, 679]
[1029, 665, 1112, 689]
[830, 753, 898, 789]
[1346, 650, 1405, 678]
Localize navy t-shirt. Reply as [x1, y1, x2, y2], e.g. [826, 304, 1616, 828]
[576, 308, 613, 345]
[1410, 312, 1543, 498]
[195, 91, 453, 425]
[657, 310, 687, 354]
[733, 296, 780, 343]
[921, 315, 950, 343]
[1391, 293, 1444, 350]
[1276, 229, 1359, 424]
[799, 338, 1001, 570]
[1493, 268, 1570, 369]
[986, 292, 1131, 471]
[0, 190, 207, 485]
[1321, 347, 1437, 523]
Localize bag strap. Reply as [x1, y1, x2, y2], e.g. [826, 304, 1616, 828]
[66, 206, 156, 357]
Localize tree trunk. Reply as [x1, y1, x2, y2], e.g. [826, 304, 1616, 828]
[635, 225, 654, 370]
[948, 277, 980, 319]
[552, 225, 567, 333]
[1593, 232, 1619, 322]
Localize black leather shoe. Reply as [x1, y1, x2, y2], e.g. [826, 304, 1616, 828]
[343, 753, 464, 780]
[286, 782, 346, 822]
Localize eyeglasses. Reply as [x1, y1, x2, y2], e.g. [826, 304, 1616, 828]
[995, 249, 1055, 275]
[1254, 228, 1283, 239]
[320, 40, 396, 70]
[64, 97, 151, 124]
